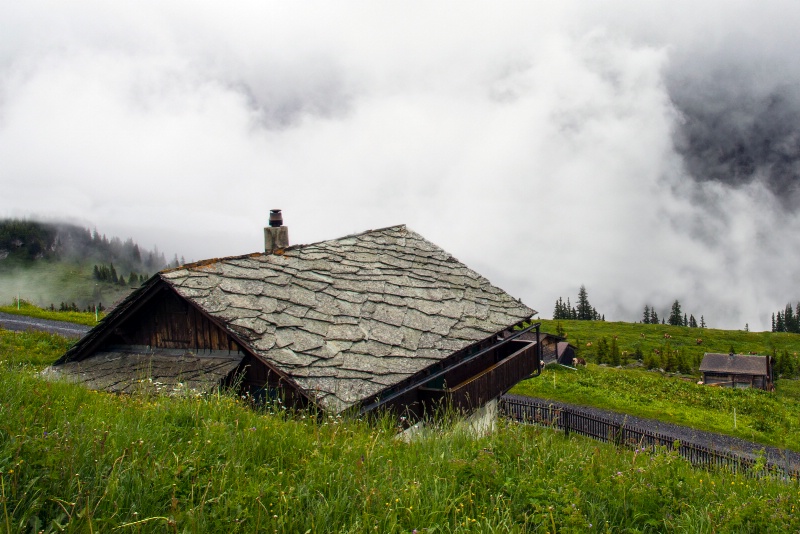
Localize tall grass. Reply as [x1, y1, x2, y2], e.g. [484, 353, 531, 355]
[2, 329, 800, 532]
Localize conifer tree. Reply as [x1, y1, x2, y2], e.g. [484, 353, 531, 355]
[668, 300, 683, 326]
[677, 349, 691, 374]
[596, 337, 609, 364]
[642, 305, 650, 324]
[576, 285, 593, 320]
[663, 342, 676, 371]
[610, 337, 620, 366]
[786, 304, 796, 333]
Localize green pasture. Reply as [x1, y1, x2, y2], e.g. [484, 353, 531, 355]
[0, 256, 133, 313]
[534, 318, 800, 374]
[1, 329, 800, 532]
[511, 364, 800, 452]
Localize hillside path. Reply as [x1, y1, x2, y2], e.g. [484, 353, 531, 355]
[0, 312, 91, 338]
[502, 393, 800, 471]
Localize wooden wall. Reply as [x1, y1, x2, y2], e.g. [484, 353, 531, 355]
[110, 288, 241, 352]
[99, 286, 307, 404]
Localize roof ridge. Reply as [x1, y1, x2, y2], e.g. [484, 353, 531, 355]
[161, 224, 409, 274]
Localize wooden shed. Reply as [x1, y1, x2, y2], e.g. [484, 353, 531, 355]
[47, 222, 542, 419]
[699, 353, 774, 390]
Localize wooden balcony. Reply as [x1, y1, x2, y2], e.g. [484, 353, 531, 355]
[419, 339, 538, 412]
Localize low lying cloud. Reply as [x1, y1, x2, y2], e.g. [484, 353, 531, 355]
[2, 1, 800, 330]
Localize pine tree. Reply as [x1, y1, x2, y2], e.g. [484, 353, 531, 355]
[772, 313, 776, 332]
[596, 337, 609, 364]
[782, 350, 795, 378]
[643, 305, 651, 324]
[576, 285, 592, 320]
[610, 337, 621, 366]
[775, 348, 784, 376]
[668, 300, 683, 326]
[663, 342, 676, 372]
[553, 297, 565, 320]
[650, 310, 659, 324]
[700, 315, 706, 328]
[677, 349, 691, 374]
[689, 314, 698, 328]
[786, 304, 796, 333]
[683, 313, 688, 327]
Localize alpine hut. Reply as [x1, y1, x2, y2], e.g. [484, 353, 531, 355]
[699, 352, 775, 390]
[47, 213, 541, 419]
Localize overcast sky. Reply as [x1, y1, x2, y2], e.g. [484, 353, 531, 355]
[3, 1, 800, 330]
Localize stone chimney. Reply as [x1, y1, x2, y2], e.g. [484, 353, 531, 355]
[264, 209, 289, 253]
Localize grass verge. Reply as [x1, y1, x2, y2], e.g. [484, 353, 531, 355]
[0, 300, 104, 327]
[511, 364, 800, 452]
[1, 330, 800, 532]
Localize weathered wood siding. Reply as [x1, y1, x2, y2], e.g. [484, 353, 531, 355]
[417, 339, 539, 413]
[110, 289, 241, 352]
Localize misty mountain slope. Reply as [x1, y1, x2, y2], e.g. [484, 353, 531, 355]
[0, 219, 174, 310]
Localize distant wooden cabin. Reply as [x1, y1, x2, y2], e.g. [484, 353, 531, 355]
[47, 219, 543, 421]
[699, 353, 774, 390]
[520, 333, 575, 366]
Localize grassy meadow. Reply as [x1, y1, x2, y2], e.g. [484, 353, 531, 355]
[0, 256, 134, 313]
[533, 319, 800, 373]
[511, 365, 800, 452]
[2, 330, 800, 532]
[0, 300, 105, 328]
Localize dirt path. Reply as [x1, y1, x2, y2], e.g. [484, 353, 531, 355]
[0, 311, 91, 338]
[502, 393, 800, 472]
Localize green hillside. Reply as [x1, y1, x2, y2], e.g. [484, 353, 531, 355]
[2, 329, 799, 532]
[532, 318, 800, 377]
[0, 219, 174, 310]
[0, 255, 137, 312]
[511, 365, 800, 451]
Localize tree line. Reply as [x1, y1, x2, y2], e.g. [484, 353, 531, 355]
[0, 218, 172, 275]
[553, 285, 604, 321]
[92, 263, 149, 287]
[771, 303, 800, 333]
[642, 300, 705, 328]
[553, 287, 707, 328]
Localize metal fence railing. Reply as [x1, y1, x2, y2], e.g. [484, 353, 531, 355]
[499, 395, 800, 481]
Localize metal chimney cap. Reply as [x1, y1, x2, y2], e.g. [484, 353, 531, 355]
[269, 209, 283, 228]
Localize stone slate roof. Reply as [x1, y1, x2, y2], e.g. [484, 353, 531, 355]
[699, 353, 769, 376]
[42, 348, 242, 395]
[161, 225, 535, 412]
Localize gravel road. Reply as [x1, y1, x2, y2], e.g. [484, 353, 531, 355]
[0, 311, 91, 338]
[502, 393, 800, 471]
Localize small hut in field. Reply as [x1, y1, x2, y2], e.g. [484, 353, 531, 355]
[699, 352, 774, 390]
